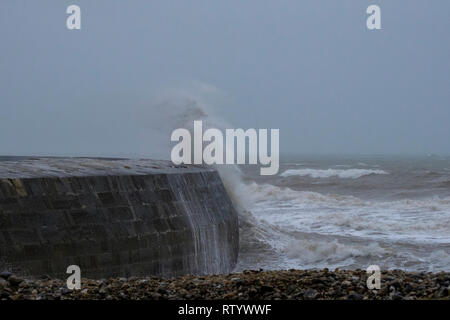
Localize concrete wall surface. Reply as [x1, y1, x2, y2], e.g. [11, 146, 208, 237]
[0, 157, 239, 278]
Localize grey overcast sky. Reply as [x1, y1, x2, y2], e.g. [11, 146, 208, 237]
[0, 0, 449, 158]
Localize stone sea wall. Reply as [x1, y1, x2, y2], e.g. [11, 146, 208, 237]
[0, 157, 239, 279]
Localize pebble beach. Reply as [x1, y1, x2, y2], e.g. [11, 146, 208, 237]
[1, 269, 449, 300]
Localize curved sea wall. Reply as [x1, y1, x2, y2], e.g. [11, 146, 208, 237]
[0, 157, 239, 279]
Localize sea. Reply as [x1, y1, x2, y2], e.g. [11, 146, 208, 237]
[223, 154, 450, 272]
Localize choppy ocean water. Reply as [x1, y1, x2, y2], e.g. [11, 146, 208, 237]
[227, 155, 450, 272]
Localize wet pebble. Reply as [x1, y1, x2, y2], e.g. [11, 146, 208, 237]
[0, 269, 449, 300]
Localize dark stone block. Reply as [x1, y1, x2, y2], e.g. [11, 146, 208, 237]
[0, 197, 18, 206]
[97, 192, 115, 205]
[106, 206, 134, 221]
[11, 229, 38, 245]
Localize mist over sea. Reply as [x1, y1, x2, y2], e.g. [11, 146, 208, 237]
[232, 154, 450, 272]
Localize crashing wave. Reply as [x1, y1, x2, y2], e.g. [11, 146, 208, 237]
[280, 168, 389, 179]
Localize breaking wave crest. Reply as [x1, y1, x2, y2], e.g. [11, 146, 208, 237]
[233, 179, 450, 271]
[245, 182, 366, 207]
[281, 168, 389, 179]
[285, 239, 386, 266]
[147, 84, 282, 269]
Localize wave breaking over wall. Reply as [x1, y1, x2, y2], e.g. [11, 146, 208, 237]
[0, 157, 239, 278]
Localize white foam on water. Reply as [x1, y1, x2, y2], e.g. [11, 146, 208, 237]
[247, 182, 450, 242]
[280, 168, 389, 179]
[284, 239, 386, 268]
[235, 180, 450, 272]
